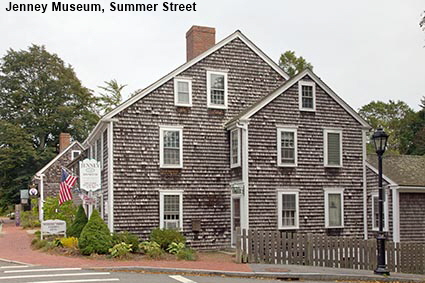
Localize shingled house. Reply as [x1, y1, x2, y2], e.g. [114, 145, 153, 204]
[82, 25, 373, 249]
[366, 155, 425, 242]
[33, 133, 83, 221]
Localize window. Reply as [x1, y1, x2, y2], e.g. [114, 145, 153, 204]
[324, 129, 343, 167]
[324, 188, 344, 228]
[299, 81, 316, 111]
[159, 190, 183, 230]
[160, 126, 183, 168]
[277, 128, 298, 166]
[174, 78, 192, 107]
[372, 192, 388, 231]
[277, 190, 299, 229]
[207, 71, 228, 109]
[71, 150, 81, 160]
[230, 129, 241, 168]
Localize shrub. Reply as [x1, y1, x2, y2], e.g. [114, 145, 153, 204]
[109, 242, 133, 259]
[149, 228, 186, 250]
[60, 237, 79, 249]
[21, 199, 40, 228]
[34, 230, 41, 240]
[41, 241, 56, 252]
[32, 239, 49, 250]
[67, 205, 88, 238]
[167, 242, 185, 255]
[140, 241, 164, 259]
[43, 196, 77, 227]
[176, 248, 197, 261]
[112, 231, 140, 252]
[78, 210, 112, 255]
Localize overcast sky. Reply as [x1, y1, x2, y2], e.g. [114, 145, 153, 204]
[1, 0, 424, 111]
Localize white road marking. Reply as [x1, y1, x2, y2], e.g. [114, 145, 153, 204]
[0, 265, 30, 269]
[169, 275, 198, 283]
[4, 268, 82, 273]
[28, 279, 120, 283]
[0, 272, 110, 280]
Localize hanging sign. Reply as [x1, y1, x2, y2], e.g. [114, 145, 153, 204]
[79, 159, 101, 192]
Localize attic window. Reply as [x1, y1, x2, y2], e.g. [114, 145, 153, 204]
[174, 78, 192, 107]
[299, 81, 316, 111]
[207, 71, 227, 109]
[71, 150, 81, 160]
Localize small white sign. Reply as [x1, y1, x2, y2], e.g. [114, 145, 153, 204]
[29, 188, 38, 196]
[41, 220, 66, 239]
[79, 159, 101, 192]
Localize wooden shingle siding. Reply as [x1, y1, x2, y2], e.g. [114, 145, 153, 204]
[111, 38, 285, 248]
[248, 75, 364, 237]
[399, 193, 425, 242]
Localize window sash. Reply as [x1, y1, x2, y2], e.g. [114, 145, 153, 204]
[327, 133, 341, 165]
[328, 193, 342, 227]
[160, 191, 183, 230]
[160, 127, 183, 168]
[177, 81, 190, 104]
[207, 71, 227, 108]
[302, 85, 314, 109]
[277, 128, 297, 166]
[278, 191, 299, 229]
[230, 129, 240, 167]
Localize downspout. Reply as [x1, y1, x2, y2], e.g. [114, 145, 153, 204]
[236, 120, 249, 230]
[106, 119, 117, 232]
[391, 185, 400, 242]
[362, 129, 368, 239]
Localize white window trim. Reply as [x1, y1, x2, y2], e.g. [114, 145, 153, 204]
[298, 80, 316, 111]
[71, 150, 81, 160]
[159, 126, 183, 169]
[324, 188, 345, 228]
[230, 128, 241, 168]
[371, 192, 389, 232]
[174, 78, 192, 107]
[277, 127, 298, 167]
[323, 129, 343, 168]
[159, 190, 183, 230]
[277, 189, 300, 230]
[100, 131, 104, 169]
[207, 70, 228, 109]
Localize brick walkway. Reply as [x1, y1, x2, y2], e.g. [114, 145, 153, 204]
[0, 220, 251, 272]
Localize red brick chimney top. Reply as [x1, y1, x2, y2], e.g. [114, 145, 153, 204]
[59, 133, 71, 153]
[186, 25, 216, 61]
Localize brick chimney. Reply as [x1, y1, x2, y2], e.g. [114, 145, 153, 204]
[59, 133, 71, 153]
[186, 26, 216, 61]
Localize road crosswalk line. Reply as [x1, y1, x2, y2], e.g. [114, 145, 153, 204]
[0, 272, 110, 280]
[4, 268, 82, 273]
[28, 279, 120, 283]
[169, 275, 198, 283]
[0, 265, 30, 269]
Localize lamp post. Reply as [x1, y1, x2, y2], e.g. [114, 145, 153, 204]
[371, 127, 390, 276]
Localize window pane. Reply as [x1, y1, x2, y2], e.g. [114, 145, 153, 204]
[163, 130, 180, 165]
[282, 194, 296, 227]
[281, 131, 295, 164]
[211, 74, 224, 89]
[163, 194, 180, 229]
[178, 81, 189, 93]
[231, 130, 239, 165]
[177, 81, 190, 104]
[327, 133, 341, 165]
[164, 131, 179, 148]
[210, 74, 225, 105]
[328, 193, 342, 226]
[302, 85, 313, 109]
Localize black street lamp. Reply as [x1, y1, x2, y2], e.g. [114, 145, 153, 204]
[371, 127, 390, 276]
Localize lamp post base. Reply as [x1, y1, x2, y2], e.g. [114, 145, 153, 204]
[374, 267, 390, 276]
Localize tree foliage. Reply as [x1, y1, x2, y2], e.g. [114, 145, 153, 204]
[43, 196, 77, 227]
[67, 205, 88, 238]
[0, 45, 99, 208]
[78, 209, 112, 255]
[96, 79, 126, 116]
[278, 50, 313, 77]
[399, 109, 425, 155]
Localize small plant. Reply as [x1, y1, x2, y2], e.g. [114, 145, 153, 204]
[60, 237, 79, 249]
[78, 210, 112, 255]
[54, 238, 63, 247]
[41, 241, 56, 252]
[167, 241, 185, 255]
[109, 242, 133, 259]
[176, 248, 197, 261]
[32, 239, 49, 250]
[112, 231, 140, 252]
[140, 241, 164, 259]
[34, 230, 41, 240]
[150, 228, 186, 250]
[67, 205, 88, 238]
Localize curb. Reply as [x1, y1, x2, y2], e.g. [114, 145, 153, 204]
[92, 266, 425, 282]
[0, 257, 33, 266]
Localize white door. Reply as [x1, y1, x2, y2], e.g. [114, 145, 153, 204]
[231, 197, 241, 245]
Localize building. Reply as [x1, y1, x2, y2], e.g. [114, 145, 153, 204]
[82, 25, 372, 249]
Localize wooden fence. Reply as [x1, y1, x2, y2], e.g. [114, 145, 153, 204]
[235, 229, 425, 274]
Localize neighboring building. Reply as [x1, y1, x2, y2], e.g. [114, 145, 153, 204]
[366, 154, 425, 242]
[82, 25, 372, 249]
[33, 133, 83, 220]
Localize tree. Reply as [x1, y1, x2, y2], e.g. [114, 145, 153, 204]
[68, 205, 88, 238]
[0, 45, 99, 209]
[399, 109, 425, 155]
[96, 79, 126, 115]
[78, 209, 112, 255]
[420, 11, 425, 31]
[278, 50, 313, 77]
[359, 100, 414, 153]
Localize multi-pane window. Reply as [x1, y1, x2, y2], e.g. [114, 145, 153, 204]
[160, 190, 183, 230]
[160, 127, 183, 168]
[372, 193, 388, 231]
[71, 150, 81, 160]
[230, 129, 241, 168]
[324, 129, 342, 167]
[299, 81, 316, 111]
[324, 188, 344, 228]
[278, 191, 299, 229]
[277, 128, 297, 166]
[174, 78, 192, 107]
[207, 71, 227, 109]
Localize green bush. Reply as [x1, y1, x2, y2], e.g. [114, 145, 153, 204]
[176, 248, 197, 261]
[32, 239, 49, 250]
[109, 242, 133, 259]
[67, 205, 88, 238]
[34, 230, 41, 240]
[21, 211, 40, 228]
[112, 231, 140, 252]
[78, 210, 112, 255]
[140, 241, 164, 259]
[149, 228, 186, 250]
[43, 196, 77, 227]
[167, 242, 185, 255]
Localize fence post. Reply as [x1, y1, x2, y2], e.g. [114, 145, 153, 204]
[236, 227, 242, 263]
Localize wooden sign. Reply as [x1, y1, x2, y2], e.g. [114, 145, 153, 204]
[79, 159, 101, 192]
[41, 219, 66, 239]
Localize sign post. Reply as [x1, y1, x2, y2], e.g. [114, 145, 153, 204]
[79, 159, 101, 217]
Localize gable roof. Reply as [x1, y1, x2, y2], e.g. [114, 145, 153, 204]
[35, 141, 83, 176]
[366, 154, 425, 187]
[226, 68, 370, 128]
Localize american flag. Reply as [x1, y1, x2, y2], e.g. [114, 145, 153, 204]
[59, 168, 77, 205]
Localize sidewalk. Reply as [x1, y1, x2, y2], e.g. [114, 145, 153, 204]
[1, 220, 424, 282]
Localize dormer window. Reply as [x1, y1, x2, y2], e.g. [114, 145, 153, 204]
[174, 78, 192, 107]
[207, 71, 227, 109]
[299, 81, 316, 111]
